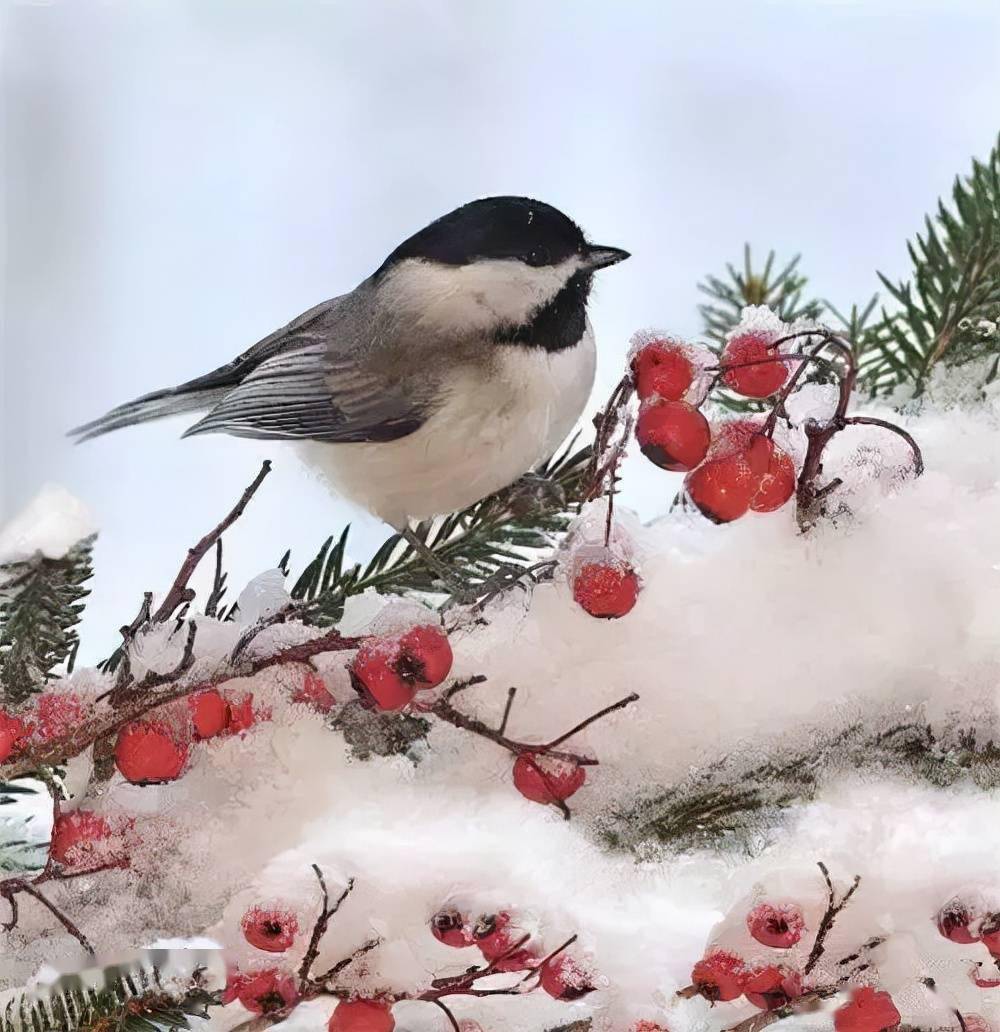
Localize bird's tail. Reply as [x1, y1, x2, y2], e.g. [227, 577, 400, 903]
[68, 383, 230, 442]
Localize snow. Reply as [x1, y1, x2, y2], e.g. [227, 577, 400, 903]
[0, 484, 96, 565]
[5, 364, 1000, 1031]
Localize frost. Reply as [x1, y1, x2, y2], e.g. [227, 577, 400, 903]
[235, 569, 291, 625]
[0, 485, 96, 564]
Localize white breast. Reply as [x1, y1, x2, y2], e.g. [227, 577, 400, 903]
[298, 327, 597, 528]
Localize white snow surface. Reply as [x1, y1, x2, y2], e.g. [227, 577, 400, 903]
[6, 379, 1000, 1031]
[0, 484, 96, 564]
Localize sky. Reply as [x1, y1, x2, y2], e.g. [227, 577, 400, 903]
[3, 0, 1000, 662]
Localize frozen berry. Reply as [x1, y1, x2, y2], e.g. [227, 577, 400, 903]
[513, 752, 586, 805]
[473, 912, 525, 961]
[636, 399, 711, 472]
[0, 711, 27, 762]
[241, 905, 299, 953]
[691, 950, 749, 1002]
[970, 962, 1000, 989]
[722, 332, 788, 398]
[685, 454, 756, 523]
[328, 998, 395, 1032]
[293, 672, 337, 713]
[981, 914, 1000, 956]
[744, 966, 802, 1009]
[50, 811, 128, 871]
[937, 898, 981, 944]
[431, 907, 473, 948]
[34, 692, 85, 741]
[114, 721, 188, 784]
[539, 954, 596, 1001]
[572, 560, 640, 619]
[223, 969, 298, 1015]
[747, 903, 806, 949]
[350, 625, 452, 711]
[227, 692, 267, 734]
[189, 690, 229, 739]
[632, 340, 695, 401]
[833, 987, 901, 1032]
[746, 438, 796, 512]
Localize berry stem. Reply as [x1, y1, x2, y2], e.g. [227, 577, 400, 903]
[843, 416, 924, 475]
[544, 693, 639, 750]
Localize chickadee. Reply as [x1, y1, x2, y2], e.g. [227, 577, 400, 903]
[72, 196, 629, 529]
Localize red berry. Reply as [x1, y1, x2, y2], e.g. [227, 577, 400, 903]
[223, 969, 299, 1015]
[746, 903, 806, 949]
[746, 438, 796, 513]
[50, 811, 128, 871]
[241, 905, 299, 953]
[328, 998, 395, 1032]
[636, 399, 711, 472]
[632, 340, 695, 401]
[350, 625, 453, 711]
[572, 560, 640, 619]
[431, 907, 473, 948]
[691, 950, 749, 1002]
[685, 454, 756, 523]
[473, 912, 524, 960]
[539, 954, 596, 1000]
[227, 692, 266, 734]
[189, 690, 229, 739]
[833, 987, 901, 1032]
[34, 692, 85, 741]
[970, 962, 1000, 989]
[114, 721, 188, 784]
[744, 966, 802, 1009]
[982, 915, 1000, 956]
[0, 711, 27, 762]
[293, 672, 337, 713]
[513, 752, 586, 805]
[937, 898, 981, 944]
[961, 1016, 993, 1032]
[722, 332, 788, 398]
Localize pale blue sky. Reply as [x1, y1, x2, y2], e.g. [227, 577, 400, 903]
[3, 0, 1000, 660]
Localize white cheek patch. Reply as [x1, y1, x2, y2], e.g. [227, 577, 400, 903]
[382, 256, 582, 333]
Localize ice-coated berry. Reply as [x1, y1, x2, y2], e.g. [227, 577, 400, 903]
[685, 454, 756, 523]
[747, 438, 796, 512]
[636, 399, 711, 472]
[572, 560, 640, 619]
[0, 711, 27, 762]
[722, 332, 789, 398]
[744, 966, 802, 1009]
[473, 912, 526, 961]
[223, 969, 299, 1015]
[539, 954, 596, 1001]
[328, 998, 395, 1032]
[293, 672, 337, 713]
[746, 903, 806, 949]
[970, 962, 1000, 989]
[632, 340, 695, 401]
[513, 752, 586, 805]
[691, 950, 749, 1002]
[431, 907, 473, 948]
[114, 721, 188, 784]
[241, 906, 299, 953]
[937, 898, 981, 944]
[399, 625, 453, 688]
[981, 914, 1000, 956]
[226, 692, 266, 734]
[50, 811, 129, 871]
[833, 987, 901, 1032]
[350, 625, 453, 711]
[189, 690, 230, 739]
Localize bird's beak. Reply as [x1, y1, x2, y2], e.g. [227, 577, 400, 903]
[582, 244, 631, 270]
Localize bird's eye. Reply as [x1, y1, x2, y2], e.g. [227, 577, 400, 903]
[525, 246, 551, 267]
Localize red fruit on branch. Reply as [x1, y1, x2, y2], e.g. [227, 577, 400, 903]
[350, 625, 453, 711]
[631, 339, 695, 401]
[293, 672, 337, 713]
[0, 711, 27, 762]
[747, 438, 796, 513]
[721, 332, 789, 398]
[472, 912, 525, 960]
[431, 907, 473, 948]
[746, 903, 806, 948]
[981, 915, 1000, 956]
[328, 998, 395, 1032]
[936, 898, 981, 944]
[636, 399, 711, 472]
[833, 987, 901, 1032]
[691, 950, 749, 1002]
[223, 969, 299, 1015]
[685, 454, 756, 523]
[241, 905, 299, 953]
[539, 954, 596, 1000]
[114, 721, 188, 784]
[513, 752, 586, 805]
[572, 560, 640, 619]
[227, 692, 267, 734]
[744, 966, 802, 1009]
[50, 811, 129, 871]
[970, 962, 1000, 989]
[189, 690, 230, 740]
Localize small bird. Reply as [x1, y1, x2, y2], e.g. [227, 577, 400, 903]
[72, 196, 629, 531]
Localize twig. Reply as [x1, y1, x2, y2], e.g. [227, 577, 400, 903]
[298, 868, 355, 986]
[0, 879, 95, 955]
[843, 416, 924, 475]
[152, 461, 272, 623]
[204, 540, 227, 618]
[313, 937, 382, 983]
[499, 687, 518, 736]
[432, 1000, 461, 1032]
[803, 862, 861, 975]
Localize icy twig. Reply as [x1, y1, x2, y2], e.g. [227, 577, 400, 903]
[298, 867, 356, 986]
[804, 861, 861, 975]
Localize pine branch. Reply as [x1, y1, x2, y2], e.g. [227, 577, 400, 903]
[858, 132, 1000, 395]
[288, 442, 592, 624]
[0, 536, 96, 705]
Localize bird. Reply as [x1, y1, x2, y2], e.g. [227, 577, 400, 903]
[71, 196, 629, 534]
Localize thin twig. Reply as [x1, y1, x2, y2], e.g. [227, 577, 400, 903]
[498, 687, 518, 736]
[298, 868, 355, 986]
[804, 862, 861, 975]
